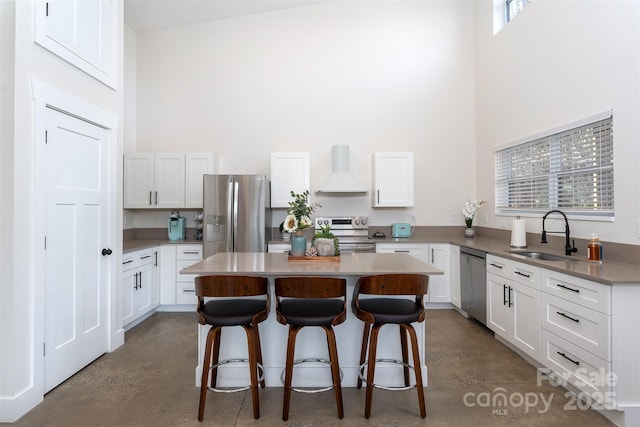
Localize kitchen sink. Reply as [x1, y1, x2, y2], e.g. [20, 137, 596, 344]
[508, 251, 575, 262]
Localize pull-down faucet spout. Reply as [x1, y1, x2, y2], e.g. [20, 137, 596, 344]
[541, 209, 578, 256]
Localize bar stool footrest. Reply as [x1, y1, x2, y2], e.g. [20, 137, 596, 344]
[207, 358, 264, 394]
[359, 358, 417, 391]
[280, 358, 344, 394]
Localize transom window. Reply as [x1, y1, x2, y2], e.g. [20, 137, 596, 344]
[506, 0, 529, 22]
[495, 113, 614, 219]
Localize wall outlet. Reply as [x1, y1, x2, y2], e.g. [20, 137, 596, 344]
[450, 213, 457, 223]
[500, 220, 508, 229]
[483, 213, 489, 224]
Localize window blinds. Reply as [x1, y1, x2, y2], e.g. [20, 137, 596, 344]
[495, 115, 614, 218]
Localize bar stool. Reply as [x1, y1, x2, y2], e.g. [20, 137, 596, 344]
[352, 274, 429, 419]
[274, 276, 347, 421]
[195, 275, 270, 421]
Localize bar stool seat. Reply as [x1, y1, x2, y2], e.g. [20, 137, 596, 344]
[352, 274, 429, 419]
[195, 275, 269, 422]
[275, 276, 347, 421]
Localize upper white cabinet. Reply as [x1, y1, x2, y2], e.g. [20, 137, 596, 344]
[372, 152, 414, 207]
[35, 0, 118, 88]
[124, 153, 215, 209]
[270, 152, 310, 208]
[185, 154, 216, 208]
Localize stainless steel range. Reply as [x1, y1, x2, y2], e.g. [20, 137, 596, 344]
[314, 216, 376, 253]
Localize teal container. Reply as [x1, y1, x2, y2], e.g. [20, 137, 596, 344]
[290, 233, 306, 257]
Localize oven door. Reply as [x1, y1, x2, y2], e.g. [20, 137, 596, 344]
[338, 242, 377, 254]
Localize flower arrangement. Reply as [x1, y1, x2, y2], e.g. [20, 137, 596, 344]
[462, 199, 486, 228]
[282, 190, 321, 233]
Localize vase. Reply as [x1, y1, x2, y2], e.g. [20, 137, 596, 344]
[282, 232, 291, 240]
[315, 237, 335, 257]
[464, 227, 475, 238]
[290, 231, 306, 256]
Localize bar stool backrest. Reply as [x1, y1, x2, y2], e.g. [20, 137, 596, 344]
[353, 274, 429, 323]
[195, 275, 270, 325]
[275, 277, 347, 326]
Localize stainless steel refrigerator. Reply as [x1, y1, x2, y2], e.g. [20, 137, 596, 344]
[203, 174, 271, 258]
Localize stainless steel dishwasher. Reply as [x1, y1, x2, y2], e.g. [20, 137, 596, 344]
[460, 247, 487, 326]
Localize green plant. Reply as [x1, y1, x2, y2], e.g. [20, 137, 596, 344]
[282, 190, 321, 232]
[312, 225, 340, 255]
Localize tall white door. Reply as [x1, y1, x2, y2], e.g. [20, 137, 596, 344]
[44, 107, 110, 392]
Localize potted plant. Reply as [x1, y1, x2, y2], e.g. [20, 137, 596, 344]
[461, 199, 486, 238]
[282, 190, 321, 256]
[312, 225, 340, 256]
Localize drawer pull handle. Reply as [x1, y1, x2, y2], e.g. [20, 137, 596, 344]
[490, 263, 503, 269]
[140, 255, 151, 259]
[556, 283, 580, 293]
[183, 251, 200, 254]
[123, 259, 134, 264]
[557, 351, 580, 366]
[183, 289, 196, 293]
[515, 271, 530, 278]
[394, 250, 410, 253]
[556, 311, 580, 323]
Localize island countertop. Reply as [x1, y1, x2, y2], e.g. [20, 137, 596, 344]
[181, 252, 444, 277]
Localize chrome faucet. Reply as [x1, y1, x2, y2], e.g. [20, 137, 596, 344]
[541, 209, 578, 256]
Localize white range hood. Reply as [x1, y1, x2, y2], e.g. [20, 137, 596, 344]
[317, 145, 368, 193]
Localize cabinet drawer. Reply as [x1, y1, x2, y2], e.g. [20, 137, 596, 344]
[541, 270, 610, 315]
[487, 254, 539, 289]
[122, 249, 153, 271]
[176, 283, 197, 305]
[540, 292, 610, 361]
[541, 329, 612, 408]
[177, 259, 200, 282]
[177, 245, 203, 260]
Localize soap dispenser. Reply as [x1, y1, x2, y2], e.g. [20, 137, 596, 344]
[587, 233, 602, 263]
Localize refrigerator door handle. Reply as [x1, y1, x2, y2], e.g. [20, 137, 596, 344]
[226, 179, 235, 253]
[232, 180, 239, 252]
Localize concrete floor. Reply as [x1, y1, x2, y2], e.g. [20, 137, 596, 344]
[12, 310, 614, 426]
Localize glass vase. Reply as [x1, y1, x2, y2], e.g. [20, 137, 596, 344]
[290, 231, 306, 256]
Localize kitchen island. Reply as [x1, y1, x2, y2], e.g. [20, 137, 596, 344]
[181, 252, 443, 388]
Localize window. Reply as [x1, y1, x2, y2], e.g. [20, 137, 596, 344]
[495, 113, 614, 219]
[506, 0, 529, 22]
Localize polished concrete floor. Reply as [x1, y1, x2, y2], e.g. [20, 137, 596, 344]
[12, 310, 614, 426]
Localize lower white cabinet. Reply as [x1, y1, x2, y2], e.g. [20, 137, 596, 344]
[376, 243, 450, 303]
[121, 248, 156, 328]
[159, 244, 203, 307]
[267, 242, 290, 253]
[450, 245, 461, 308]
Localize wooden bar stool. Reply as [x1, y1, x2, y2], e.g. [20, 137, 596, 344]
[274, 276, 347, 421]
[352, 274, 429, 419]
[195, 275, 270, 421]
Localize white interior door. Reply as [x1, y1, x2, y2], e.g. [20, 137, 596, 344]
[44, 107, 110, 392]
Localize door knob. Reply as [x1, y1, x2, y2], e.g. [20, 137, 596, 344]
[102, 248, 113, 256]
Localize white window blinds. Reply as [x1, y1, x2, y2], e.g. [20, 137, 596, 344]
[495, 114, 614, 218]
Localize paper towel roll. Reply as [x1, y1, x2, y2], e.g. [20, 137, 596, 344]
[510, 219, 527, 248]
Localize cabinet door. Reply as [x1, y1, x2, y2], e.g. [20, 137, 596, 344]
[154, 154, 185, 208]
[427, 244, 450, 303]
[185, 154, 216, 209]
[450, 246, 461, 308]
[271, 152, 310, 208]
[124, 154, 154, 208]
[487, 273, 510, 339]
[151, 248, 161, 308]
[268, 243, 291, 253]
[134, 264, 153, 318]
[512, 281, 540, 361]
[160, 245, 177, 305]
[121, 269, 136, 326]
[372, 152, 414, 207]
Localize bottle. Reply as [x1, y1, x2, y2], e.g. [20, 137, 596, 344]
[587, 233, 602, 263]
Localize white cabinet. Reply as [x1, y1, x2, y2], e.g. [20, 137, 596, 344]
[121, 248, 156, 328]
[124, 153, 215, 209]
[270, 153, 310, 208]
[376, 243, 450, 303]
[372, 152, 414, 207]
[185, 154, 216, 208]
[486, 254, 540, 361]
[539, 269, 612, 406]
[158, 244, 202, 307]
[151, 247, 161, 308]
[450, 245, 461, 308]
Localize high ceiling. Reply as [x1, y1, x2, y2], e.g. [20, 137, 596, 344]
[124, 0, 328, 33]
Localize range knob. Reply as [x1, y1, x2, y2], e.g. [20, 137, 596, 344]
[354, 219, 360, 225]
[361, 218, 367, 225]
[323, 219, 329, 225]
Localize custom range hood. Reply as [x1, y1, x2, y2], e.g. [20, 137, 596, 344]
[317, 145, 368, 193]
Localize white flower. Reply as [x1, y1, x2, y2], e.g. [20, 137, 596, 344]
[299, 215, 312, 229]
[461, 199, 486, 219]
[283, 214, 298, 232]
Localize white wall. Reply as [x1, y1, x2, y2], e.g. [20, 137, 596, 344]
[0, 0, 124, 421]
[132, 1, 477, 228]
[475, 0, 640, 245]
